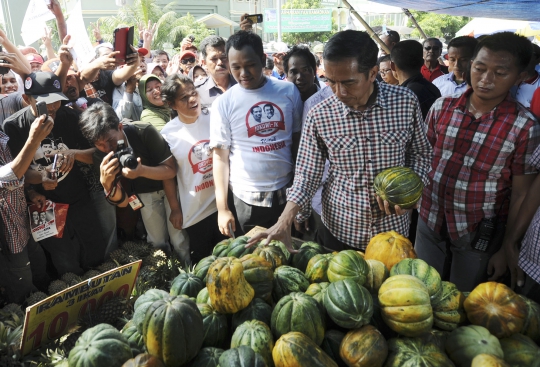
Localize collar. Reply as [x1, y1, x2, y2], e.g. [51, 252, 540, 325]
[198, 74, 236, 91]
[340, 81, 389, 117]
[421, 63, 441, 74]
[453, 88, 517, 121]
[401, 73, 425, 87]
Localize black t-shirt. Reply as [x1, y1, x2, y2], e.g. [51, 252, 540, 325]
[402, 74, 442, 120]
[93, 122, 172, 195]
[89, 70, 119, 105]
[4, 106, 92, 204]
[0, 93, 24, 129]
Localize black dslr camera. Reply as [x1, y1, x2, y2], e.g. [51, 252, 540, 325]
[113, 140, 138, 170]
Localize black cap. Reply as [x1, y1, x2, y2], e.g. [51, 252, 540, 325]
[24, 72, 68, 104]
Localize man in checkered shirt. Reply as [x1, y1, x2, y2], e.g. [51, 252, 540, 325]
[0, 109, 54, 303]
[415, 32, 540, 292]
[249, 30, 432, 252]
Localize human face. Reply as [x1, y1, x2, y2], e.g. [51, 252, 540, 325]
[30, 63, 42, 72]
[1, 71, 18, 94]
[325, 57, 377, 110]
[138, 55, 147, 76]
[203, 46, 229, 79]
[470, 47, 524, 104]
[180, 57, 196, 73]
[32, 212, 39, 223]
[448, 46, 472, 82]
[379, 61, 398, 85]
[94, 126, 124, 153]
[145, 79, 164, 106]
[379, 34, 395, 55]
[150, 66, 164, 81]
[153, 54, 169, 71]
[315, 52, 323, 63]
[423, 40, 442, 63]
[286, 55, 316, 96]
[264, 105, 274, 118]
[193, 68, 207, 82]
[170, 83, 200, 123]
[228, 46, 265, 90]
[252, 106, 262, 122]
[40, 212, 46, 222]
[64, 74, 80, 101]
[26, 95, 61, 120]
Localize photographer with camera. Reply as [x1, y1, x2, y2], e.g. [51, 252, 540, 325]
[79, 102, 189, 263]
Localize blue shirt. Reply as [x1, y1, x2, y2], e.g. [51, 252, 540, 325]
[432, 72, 468, 97]
[271, 67, 286, 80]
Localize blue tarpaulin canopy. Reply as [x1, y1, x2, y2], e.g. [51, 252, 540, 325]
[368, 1, 540, 21]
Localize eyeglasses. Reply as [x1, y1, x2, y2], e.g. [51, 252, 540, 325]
[424, 46, 441, 51]
[181, 58, 196, 64]
[379, 69, 392, 75]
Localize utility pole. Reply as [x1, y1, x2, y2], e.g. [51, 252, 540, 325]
[276, 0, 282, 42]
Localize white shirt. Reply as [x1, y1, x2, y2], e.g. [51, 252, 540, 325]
[161, 113, 217, 228]
[210, 77, 303, 194]
[511, 72, 540, 108]
[432, 72, 468, 97]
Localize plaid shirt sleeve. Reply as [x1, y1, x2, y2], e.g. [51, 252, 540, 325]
[510, 120, 540, 175]
[404, 96, 433, 187]
[0, 163, 24, 189]
[287, 112, 327, 222]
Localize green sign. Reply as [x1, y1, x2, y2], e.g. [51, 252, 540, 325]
[263, 9, 332, 33]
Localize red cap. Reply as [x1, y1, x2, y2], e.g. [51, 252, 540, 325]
[137, 47, 149, 57]
[180, 50, 196, 60]
[26, 53, 44, 64]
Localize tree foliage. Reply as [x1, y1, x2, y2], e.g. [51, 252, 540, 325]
[408, 11, 470, 41]
[90, 0, 213, 50]
[278, 0, 336, 45]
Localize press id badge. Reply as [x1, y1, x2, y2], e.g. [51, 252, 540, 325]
[128, 194, 144, 210]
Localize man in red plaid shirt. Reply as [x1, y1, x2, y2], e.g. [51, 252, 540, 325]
[416, 32, 540, 292]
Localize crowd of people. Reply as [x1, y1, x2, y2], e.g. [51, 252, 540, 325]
[1, 0, 540, 308]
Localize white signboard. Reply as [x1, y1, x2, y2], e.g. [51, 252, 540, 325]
[21, 0, 55, 46]
[65, 1, 94, 69]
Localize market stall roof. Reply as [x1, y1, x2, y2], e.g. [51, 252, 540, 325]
[197, 13, 239, 28]
[456, 18, 540, 37]
[367, 0, 540, 21]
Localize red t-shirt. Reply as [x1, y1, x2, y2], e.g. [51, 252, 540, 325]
[530, 87, 540, 118]
[421, 64, 448, 82]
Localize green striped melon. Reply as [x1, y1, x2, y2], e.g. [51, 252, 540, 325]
[373, 166, 423, 209]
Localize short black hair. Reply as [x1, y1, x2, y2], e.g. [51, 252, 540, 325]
[391, 40, 424, 74]
[282, 45, 317, 75]
[448, 36, 478, 57]
[323, 30, 378, 74]
[382, 30, 400, 44]
[79, 102, 120, 144]
[226, 31, 264, 60]
[472, 32, 532, 72]
[200, 35, 226, 59]
[153, 50, 170, 61]
[263, 104, 274, 111]
[161, 73, 194, 107]
[250, 105, 262, 114]
[377, 55, 392, 66]
[423, 38, 443, 48]
[265, 57, 274, 70]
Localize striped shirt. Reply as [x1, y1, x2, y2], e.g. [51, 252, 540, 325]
[287, 81, 432, 249]
[0, 132, 29, 254]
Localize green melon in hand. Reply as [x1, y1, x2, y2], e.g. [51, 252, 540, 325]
[374, 166, 423, 209]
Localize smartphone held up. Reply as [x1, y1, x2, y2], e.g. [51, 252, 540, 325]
[113, 26, 134, 65]
[246, 14, 264, 24]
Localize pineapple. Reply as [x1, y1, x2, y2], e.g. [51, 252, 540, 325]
[142, 249, 168, 269]
[82, 270, 101, 280]
[0, 304, 23, 321]
[26, 292, 48, 306]
[0, 322, 22, 359]
[60, 273, 82, 287]
[108, 249, 130, 265]
[61, 331, 81, 353]
[48, 280, 68, 295]
[0, 355, 24, 367]
[121, 240, 153, 258]
[97, 261, 118, 273]
[95, 297, 127, 325]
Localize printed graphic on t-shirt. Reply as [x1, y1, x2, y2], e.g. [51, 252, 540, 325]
[246, 101, 285, 138]
[32, 135, 70, 182]
[188, 140, 212, 174]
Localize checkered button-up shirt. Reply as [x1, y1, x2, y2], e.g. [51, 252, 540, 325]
[0, 132, 29, 254]
[287, 81, 433, 249]
[420, 89, 540, 240]
[519, 145, 540, 283]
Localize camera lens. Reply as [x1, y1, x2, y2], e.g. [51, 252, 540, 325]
[120, 154, 138, 170]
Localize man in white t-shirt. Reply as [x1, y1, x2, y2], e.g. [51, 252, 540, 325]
[210, 31, 303, 236]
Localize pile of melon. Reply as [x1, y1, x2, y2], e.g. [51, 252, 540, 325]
[68, 232, 540, 367]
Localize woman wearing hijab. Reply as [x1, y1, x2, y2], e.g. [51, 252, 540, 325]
[139, 74, 170, 132]
[146, 63, 165, 80]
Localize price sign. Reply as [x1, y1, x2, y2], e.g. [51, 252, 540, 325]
[20, 261, 141, 356]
